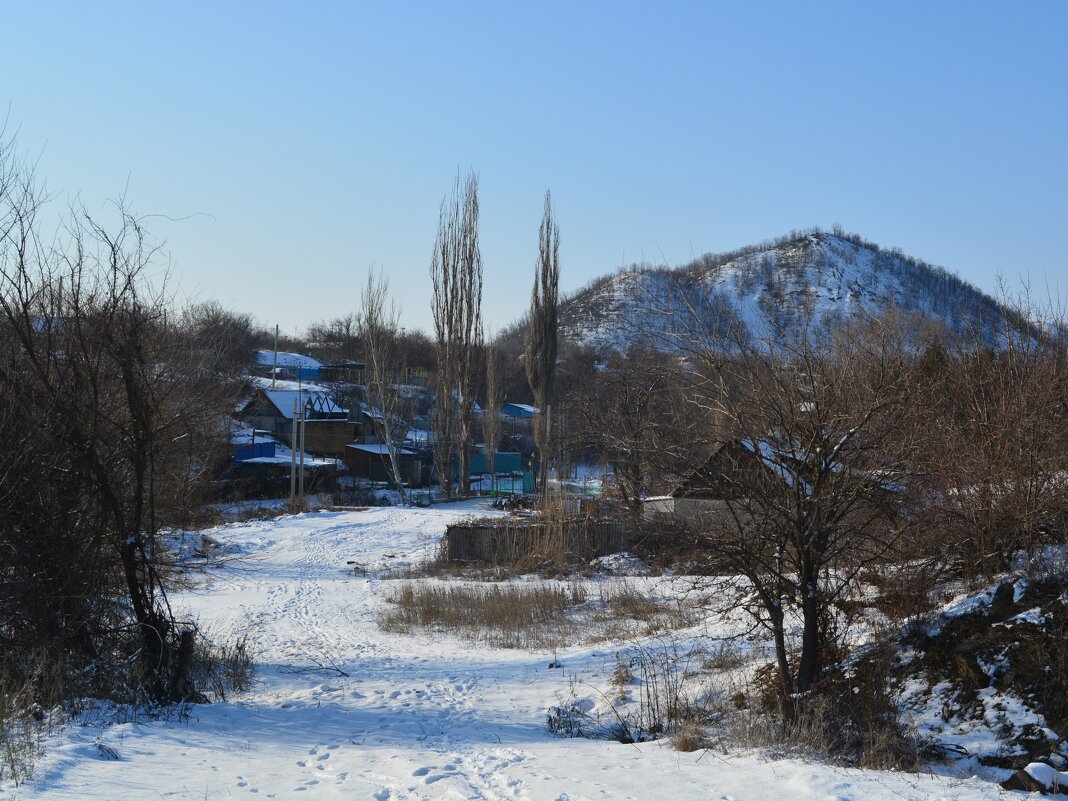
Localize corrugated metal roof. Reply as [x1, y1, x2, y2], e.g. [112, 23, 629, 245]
[255, 350, 323, 369]
[262, 389, 346, 419]
[502, 403, 538, 417]
[346, 443, 416, 456]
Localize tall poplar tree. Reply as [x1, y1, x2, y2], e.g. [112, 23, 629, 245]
[525, 190, 560, 496]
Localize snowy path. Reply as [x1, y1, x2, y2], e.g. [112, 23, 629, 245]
[13, 506, 1020, 800]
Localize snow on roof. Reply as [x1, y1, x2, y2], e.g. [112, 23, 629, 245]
[739, 437, 807, 491]
[262, 389, 346, 419]
[347, 443, 416, 456]
[250, 375, 331, 393]
[359, 402, 385, 420]
[229, 426, 279, 446]
[256, 350, 323, 370]
[502, 403, 538, 416]
[241, 455, 337, 467]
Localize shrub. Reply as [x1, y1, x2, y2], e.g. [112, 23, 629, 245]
[736, 642, 919, 770]
[0, 660, 63, 786]
[190, 627, 258, 702]
[670, 722, 707, 752]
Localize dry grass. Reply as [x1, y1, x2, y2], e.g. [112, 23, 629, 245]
[610, 655, 633, 702]
[627, 640, 705, 739]
[591, 582, 698, 640]
[548, 637, 713, 744]
[670, 722, 708, 752]
[379, 581, 588, 649]
[732, 643, 920, 770]
[700, 640, 749, 672]
[379, 576, 702, 649]
[0, 662, 62, 787]
[191, 627, 258, 701]
[731, 697, 918, 769]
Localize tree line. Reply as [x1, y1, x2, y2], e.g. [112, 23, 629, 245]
[563, 302, 1068, 706]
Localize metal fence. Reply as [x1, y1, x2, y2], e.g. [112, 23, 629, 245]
[442, 518, 631, 564]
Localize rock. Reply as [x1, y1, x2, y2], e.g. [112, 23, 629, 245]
[989, 581, 1019, 621]
[952, 652, 990, 689]
[1001, 762, 1068, 795]
[1001, 768, 1049, 793]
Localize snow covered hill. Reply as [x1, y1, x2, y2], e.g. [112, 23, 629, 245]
[559, 230, 1023, 352]
[13, 505, 1023, 801]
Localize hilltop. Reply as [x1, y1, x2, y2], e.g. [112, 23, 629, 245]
[556, 229, 1023, 352]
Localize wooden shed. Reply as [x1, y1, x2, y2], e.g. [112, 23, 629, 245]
[345, 443, 421, 486]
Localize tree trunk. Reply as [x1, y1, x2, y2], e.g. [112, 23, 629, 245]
[797, 577, 821, 694]
[769, 603, 795, 702]
[168, 629, 196, 702]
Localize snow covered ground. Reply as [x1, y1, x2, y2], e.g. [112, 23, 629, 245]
[12, 504, 1026, 800]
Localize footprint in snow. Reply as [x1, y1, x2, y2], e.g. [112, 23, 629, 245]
[412, 767, 431, 777]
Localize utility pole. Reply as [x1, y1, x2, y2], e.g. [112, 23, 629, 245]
[290, 398, 298, 499]
[272, 324, 279, 389]
[298, 399, 306, 498]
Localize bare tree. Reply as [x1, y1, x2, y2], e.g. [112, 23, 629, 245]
[0, 146, 229, 702]
[359, 267, 412, 503]
[914, 296, 1068, 579]
[482, 339, 503, 494]
[572, 346, 695, 521]
[307, 312, 362, 361]
[183, 300, 257, 374]
[0, 128, 246, 706]
[525, 190, 560, 497]
[431, 169, 483, 497]
[682, 320, 918, 701]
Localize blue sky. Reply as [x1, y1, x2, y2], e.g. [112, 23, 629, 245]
[3, 1, 1066, 335]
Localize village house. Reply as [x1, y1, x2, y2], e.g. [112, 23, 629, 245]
[238, 388, 360, 457]
[344, 443, 423, 486]
[644, 436, 901, 530]
[642, 439, 777, 529]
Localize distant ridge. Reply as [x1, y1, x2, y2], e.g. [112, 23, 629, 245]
[555, 228, 1024, 352]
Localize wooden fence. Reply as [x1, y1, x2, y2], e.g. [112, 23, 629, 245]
[442, 518, 632, 564]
